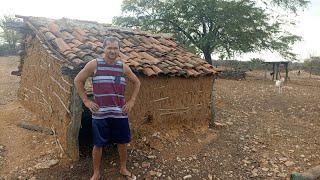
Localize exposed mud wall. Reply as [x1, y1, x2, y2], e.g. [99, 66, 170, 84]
[18, 38, 74, 158]
[126, 76, 213, 132]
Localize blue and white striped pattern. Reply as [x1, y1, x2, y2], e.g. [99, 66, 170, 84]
[97, 66, 123, 72]
[94, 93, 125, 97]
[92, 75, 126, 85]
[92, 58, 127, 119]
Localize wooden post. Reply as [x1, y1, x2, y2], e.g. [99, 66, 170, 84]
[310, 67, 312, 78]
[285, 63, 289, 82]
[264, 63, 267, 81]
[66, 86, 83, 161]
[209, 78, 216, 128]
[272, 63, 275, 81]
[275, 63, 279, 80]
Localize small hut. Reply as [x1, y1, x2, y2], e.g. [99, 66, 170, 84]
[13, 16, 218, 160]
[264, 60, 290, 81]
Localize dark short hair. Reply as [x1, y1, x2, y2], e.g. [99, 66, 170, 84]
[103, 36, 121, 48]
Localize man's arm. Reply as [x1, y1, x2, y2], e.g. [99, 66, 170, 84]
[123, 64, 141, 113]
[74, 60, 99, 112]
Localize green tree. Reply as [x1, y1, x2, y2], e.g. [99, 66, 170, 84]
[0, 15, 22, 54]
[113, 0, 308, 64]
[304, 56, 320, 76]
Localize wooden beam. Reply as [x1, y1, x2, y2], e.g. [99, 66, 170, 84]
[17, 121, 53, 135]
[66, 86, 83, 161]
[209, 78, 216, 128]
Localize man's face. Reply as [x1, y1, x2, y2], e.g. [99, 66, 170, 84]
[104, 41, 119, 60]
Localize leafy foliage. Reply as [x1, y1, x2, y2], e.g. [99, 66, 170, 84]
[114, 0, 308, 64]
[0, 15, 22, 55]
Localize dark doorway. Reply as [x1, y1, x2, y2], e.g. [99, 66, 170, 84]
[78, 104, 93, 158]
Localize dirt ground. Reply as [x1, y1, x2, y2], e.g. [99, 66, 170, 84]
[0, 56, 320, 180]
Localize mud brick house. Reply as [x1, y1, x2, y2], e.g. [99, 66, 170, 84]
[14, 16, 218, 160]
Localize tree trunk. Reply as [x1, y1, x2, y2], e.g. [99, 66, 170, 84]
[203, 49, 213, 65]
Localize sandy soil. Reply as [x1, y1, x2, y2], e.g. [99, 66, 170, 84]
[0, 56, 59, 179]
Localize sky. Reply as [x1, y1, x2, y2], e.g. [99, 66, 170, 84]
[0, 0, 319, 61]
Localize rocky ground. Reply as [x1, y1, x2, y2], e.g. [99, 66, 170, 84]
[0, 56, 320, 179]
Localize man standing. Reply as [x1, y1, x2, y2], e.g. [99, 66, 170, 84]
[74, 37, 140, 180]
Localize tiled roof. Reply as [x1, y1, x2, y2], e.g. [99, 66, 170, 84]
[19, 16, 218, 77]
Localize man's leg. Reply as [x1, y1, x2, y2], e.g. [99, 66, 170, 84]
[118, 143, 129, 174]
[91, 145, 102, 180]
[118, 144, 136, 180]
[114, 118, 135, 179]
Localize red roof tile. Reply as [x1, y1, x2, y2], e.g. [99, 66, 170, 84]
[20, 16, 217, 77]
[143, 67, 156, 76]
[54, 38, 71, 52]
[151, 65, 163, 74]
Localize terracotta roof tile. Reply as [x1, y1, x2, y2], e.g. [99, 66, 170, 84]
[71, 39, 83, 47]
[61, 31, 74, 40]
[174, 65, 182, 71]
[184, 62, 194, 68]
[66, 53, 78, 60]
[111, 32, 123, 39]
[186, 69, 195, 76]
[39, 26, 49, 33]
[164, 60, 176, 66]
[88, 36, 99, 42]
[54, 38, 71, 52]
[67, 43, 76, 48]
[83, 55, 94, 61]
[158, 44, 172, 52]
[203, 63, 213, 69]
[122, 39, 134, 47]
[151, 65, 163, 74]
[21, 16, 217, 77]
[74, 27, 87, 36]
[153, 44, 166, 53]
[141, 43, 152, 49]
[72, 47, 81, 53]
[76, 51, 90, 59]
[119, 52, 130, 61]
[72, 31, 88, 42]
[44, 32, 56, 41]
[48, 23, 61, 37]
[127, 60, 140, 67]
[123, 47, 133, 53]
[72, 58, 85, 64]
[95, 41, 103, 47]
[139, 36, 153, 45]
[173, 60, 184, 68]
[148, 37, 161, 44]
[86, 41, 98, 50]
[189, 69, 200, 77]
[139, 52, 160, 64]
[63, 50, 73, 56]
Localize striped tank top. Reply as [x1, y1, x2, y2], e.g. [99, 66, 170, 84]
[92, 58, 127, 119]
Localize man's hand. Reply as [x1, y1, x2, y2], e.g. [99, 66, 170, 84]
[84, 99, 100, 113]
[123, 100, 135, 113]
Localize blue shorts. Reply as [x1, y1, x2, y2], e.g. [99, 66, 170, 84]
[92, 118, 131, 147]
